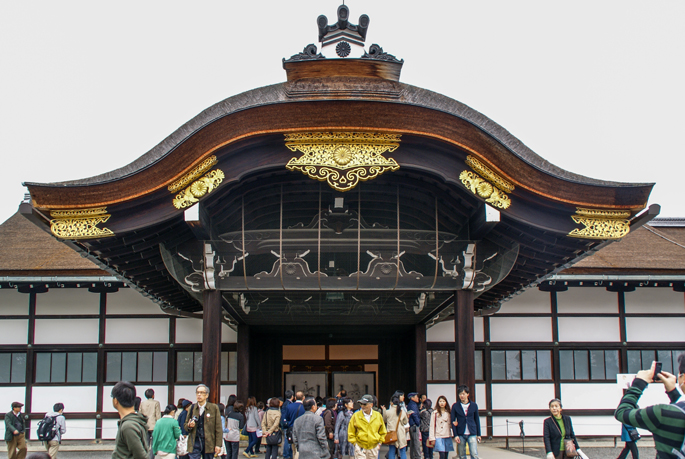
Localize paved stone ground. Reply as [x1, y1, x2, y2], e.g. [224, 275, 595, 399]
[504, 445, 655, 459]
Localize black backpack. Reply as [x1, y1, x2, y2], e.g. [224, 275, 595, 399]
[36, 415, 58, 441]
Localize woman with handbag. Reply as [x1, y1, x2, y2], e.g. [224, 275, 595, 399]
[152, 404, 182, 459]
[428, 396, 453, 459]
[617, 423, 640, 459]
[244, 397, 261, 458]
[383, 395, 409, 459]
[543, 399, 589, 459]
[261, 398, 282, 459]
[419, 399, 433, 459]
[226, 401, 246, 459]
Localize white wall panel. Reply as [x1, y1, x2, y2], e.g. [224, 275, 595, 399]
[557, 288, 618, 314]
[32, 386, 98, 412]
[0, 387, 25, 406]
[560, 383, 621, 410]
[0, 319, 27, 344]
[102, 418, 119, 440]
[475, 383, 486, 409]
[222, 324, 237, 343]
[103, 384, 168, 413]
[492, 416, 546, 437]
[490, 317, 552, 342]
[491, 384, 555, 410]
[474, 317, 484, 342]
[105, 318, 169, 344]
[175, 385, 202, 405]
[625, 288, 685, 314]
[427, 383, 456, 407]
[176, 318, 203, 343]
[220, 385, 238, 405]
[36, 288, 99, 315]
[34, 319, 99, 344]
[558, 317, 620, 342]
[106, 288, 161, 315]
[571, 416, 622, 436]
[427, 320, 454, 342]
[626, 316, 685, 342]
[0, 290, 29, 315]
[501, 289, 551, 313]
[31, 419, 96, 440]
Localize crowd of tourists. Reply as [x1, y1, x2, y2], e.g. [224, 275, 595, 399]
[3, 353, 684, 459]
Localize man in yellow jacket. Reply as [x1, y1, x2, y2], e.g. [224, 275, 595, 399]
[348, 395, 387, 459]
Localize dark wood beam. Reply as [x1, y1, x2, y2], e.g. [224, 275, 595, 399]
[202, 290, 223, 404]
[454, 290, 475, 397]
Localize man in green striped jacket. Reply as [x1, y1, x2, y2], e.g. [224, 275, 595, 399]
[615, 356, 685, 459]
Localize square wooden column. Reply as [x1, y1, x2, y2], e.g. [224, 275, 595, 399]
[454, 290, 475, 395]
[237, 324, 250, 401]
[415, 324, 427, 395]
[202, 290, 223, 404]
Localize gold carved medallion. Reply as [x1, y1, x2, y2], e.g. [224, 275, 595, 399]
[168, 156, 218, 193]
[568, 207, 631, 240]
[50, 207, 115, 239]
[459, 156, 513, 209]
[284, 132, 401, 192]
[172, 169, 225, 209]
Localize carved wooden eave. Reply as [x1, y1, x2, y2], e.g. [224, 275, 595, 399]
[20, 57, 657, 314]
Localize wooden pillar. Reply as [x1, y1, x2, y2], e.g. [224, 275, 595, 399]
[237, 324, 250, 401]
[454, 290, 475, 395]
[202, 290, 223, 404]
[415, 324, 427, 395]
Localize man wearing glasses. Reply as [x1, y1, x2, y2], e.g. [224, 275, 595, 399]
[615, 354, 685, 459]
[185, 384, 223, 459]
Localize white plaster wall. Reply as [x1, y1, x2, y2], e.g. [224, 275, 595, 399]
[560, 383, 621, 410]
[36, 288, 99, 315]
[557, 288, 618, 314]
[625, 288, 685, 314]
[102, 418, 119, 440]
[106, 288, 161, 314]
[558, 317, 620, 342]
[0, 386, 25, 406]
[491, 384, 555, 410]
[222, 323, 237, 343]
[475, 383, 486, 409]
[571, 416, 622, 436]
[31, 419, 96, 440]
[490, 317, 552, 342]
[32, 386, 98, 412]
[427, 383, 456, 406]
[0, 319, 27, 344]
[492, 416, 547, 437]
[220, 384, 238, 405]
[34, 319, 99, 344]
[102, 384, 168, 413]
[474, 317, 484, 342]
[626, 316, 685, 342]
[105, 318, 169, 343]
[0, 290, 29, 315]
[501, 289, 551, 313]
[175, 385, 202, 404]
[427, 320, 454, 342]
[176, 318, 203, 343]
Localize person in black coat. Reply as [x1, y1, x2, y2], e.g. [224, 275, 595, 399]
[543, 399, 587, 459]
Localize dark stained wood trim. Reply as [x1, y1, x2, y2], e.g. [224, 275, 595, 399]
[455, 290, 475, 396]
[168, 317, 176, 406]
[202, 290, 222, 404]
[483, 316, 493, 438]
[551, 291, 561, 400]
[25, 291, 36, 439]
[415, 324, 427, 395]
[237, 324, 250, 401]
[95, 292, 106, 440]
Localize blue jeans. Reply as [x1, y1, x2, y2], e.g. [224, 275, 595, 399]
[246, 431, 259, 454]
[457, 435, 479, 459]
[283, 435, 292, 459]
[388, 445, 407, 459]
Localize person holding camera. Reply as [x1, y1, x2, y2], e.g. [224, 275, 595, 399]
[185, 384, 223, 459]
[614, 357, 685, 459]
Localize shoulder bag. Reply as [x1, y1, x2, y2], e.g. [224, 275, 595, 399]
[383, 411, 402, 445]
[426, 412, 437, 448]
[266, 428, 283, 445]
[553, 417, 577, 458]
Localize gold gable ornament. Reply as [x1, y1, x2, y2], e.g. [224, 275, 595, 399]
[459, 155, 514, 209]
[49, 207, 115, 240]
[284, 132, 401, 192]
[568, 208, 631, 240]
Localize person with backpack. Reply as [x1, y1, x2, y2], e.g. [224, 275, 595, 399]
[39, 403, 66, 459]
[615, 357, 685, 459]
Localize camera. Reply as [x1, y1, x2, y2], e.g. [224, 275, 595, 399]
[191, 416, 199, 422]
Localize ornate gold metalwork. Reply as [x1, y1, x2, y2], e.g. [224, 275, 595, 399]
[459, 171, 511, 209]
[173, 169, 225, 209]
[284, 132, 400, 191]
[465, 155, 514, 193]
[49, 207, 114, 239]
[568, 207, 630, 240]
[168, 156, 218, 193]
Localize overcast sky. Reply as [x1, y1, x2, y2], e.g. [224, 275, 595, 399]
[1, 1, 683, 226]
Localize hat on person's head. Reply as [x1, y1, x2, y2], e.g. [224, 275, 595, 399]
[181, 400, 192, 408]
[358, 395, 374, 405]
[11, 402, 23, 409]
[408, 392, 418, 398]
